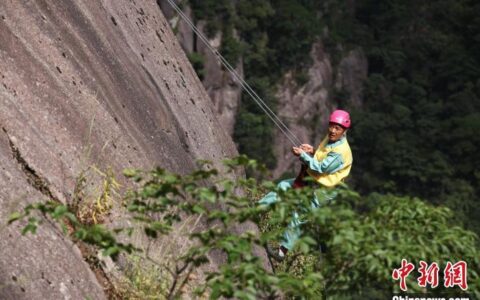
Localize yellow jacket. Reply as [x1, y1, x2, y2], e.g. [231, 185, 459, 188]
[299, 135, 353, 187]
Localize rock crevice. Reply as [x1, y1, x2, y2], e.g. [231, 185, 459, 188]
[3, 127, 56, 201]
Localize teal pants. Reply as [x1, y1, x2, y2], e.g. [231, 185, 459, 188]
[259, 178, 337, 251]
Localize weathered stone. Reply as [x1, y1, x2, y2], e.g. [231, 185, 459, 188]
[158, 1, 194, 53]
[0, 131, 106, 300]
[0, 0, 253, 298]
[159, 1, 243, 135]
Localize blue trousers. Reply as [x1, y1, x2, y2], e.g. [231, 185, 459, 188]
[258, 178, 337, 251]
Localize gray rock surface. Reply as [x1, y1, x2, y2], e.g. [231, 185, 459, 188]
[0, 132, 105, 299]
[196, 22, 244, 136]
[159, 0, 243, 135]
[0, 0, 244, 298]
[159, 1, 194, 53]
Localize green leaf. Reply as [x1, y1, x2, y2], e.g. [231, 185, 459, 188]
[52, 205, 68, 219]
[7, 212, 23, 224]
[22, 218, 39, 235]
[102, 246, 120, 257]
[123, 168, 138, 178]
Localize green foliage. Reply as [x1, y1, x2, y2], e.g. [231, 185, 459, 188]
[233, 75, 279, 169]
[339, 0, 480, 235]
[189, 0, 234, 38]
[9, 157, 480, 298]
[264, 0, 320, 73]
[187, 52, 205, 80]
[234, 107, 276, 169]
[220, 25, 244, 65]
[312, 192, 479, 296]
[7, 201, 136, 258]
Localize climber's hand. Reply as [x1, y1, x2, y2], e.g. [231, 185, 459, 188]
[300, 144, 314, 155]
[292, 147, 304, 157]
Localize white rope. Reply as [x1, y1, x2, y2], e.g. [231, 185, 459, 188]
[165, 0, 302, 147]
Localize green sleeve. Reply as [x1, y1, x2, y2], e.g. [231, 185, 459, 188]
[300, 151, 344, 174]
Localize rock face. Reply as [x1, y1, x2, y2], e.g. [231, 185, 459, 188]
[273, 42, 367, 178]
[196, 25, 244, 136]
[0, 0, 239, 298]
[0, 133, 106, 299]
[158, 0, 243, 135]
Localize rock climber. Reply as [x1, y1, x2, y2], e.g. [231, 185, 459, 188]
[259, 109, 353, 261]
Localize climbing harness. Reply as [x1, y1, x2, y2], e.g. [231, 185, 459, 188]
[165, 0, 302, 147]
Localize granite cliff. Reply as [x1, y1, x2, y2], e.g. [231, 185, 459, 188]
[0, 1, 243, 298]
[159, 0, 243, 136]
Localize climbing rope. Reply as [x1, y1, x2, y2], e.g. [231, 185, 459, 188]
[165, 0, 302, 147]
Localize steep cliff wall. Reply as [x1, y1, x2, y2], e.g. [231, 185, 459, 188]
[0, 1, 239, 298]
[159, 0, 243, 135]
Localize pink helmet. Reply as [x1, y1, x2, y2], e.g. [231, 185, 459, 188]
[329, 110, 351, 128]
